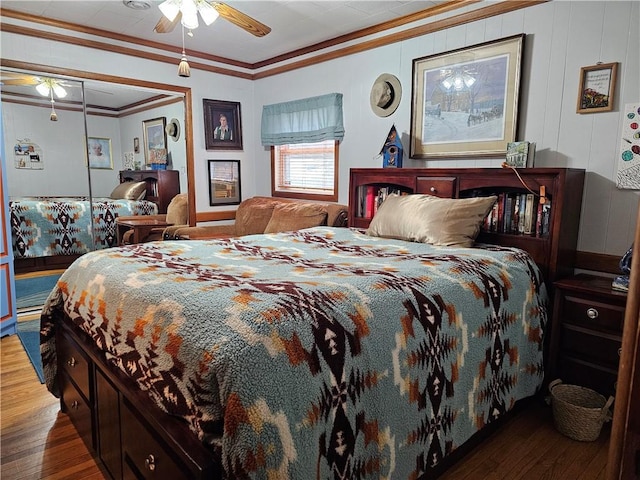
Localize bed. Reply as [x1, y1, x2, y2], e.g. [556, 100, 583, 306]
[9, 196, 158, 259]
[41, 225, 548, 479]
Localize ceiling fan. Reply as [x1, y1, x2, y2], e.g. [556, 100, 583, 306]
[154, 0, 271, 37]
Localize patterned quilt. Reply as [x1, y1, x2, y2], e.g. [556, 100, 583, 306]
[41, 227, 547, 479]
[10, 196, 158, 258]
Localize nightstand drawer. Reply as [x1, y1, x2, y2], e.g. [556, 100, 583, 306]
[560, 324, 622, 367]
[562, 294, 624, 333]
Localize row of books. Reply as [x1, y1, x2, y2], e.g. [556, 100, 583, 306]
[482, 192, 552, 237]
[356, 185, 407, 218]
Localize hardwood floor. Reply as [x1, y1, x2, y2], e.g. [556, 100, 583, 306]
[1, 331, 610, 479]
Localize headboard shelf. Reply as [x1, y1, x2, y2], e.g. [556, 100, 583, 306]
[348, 167, 586, 287]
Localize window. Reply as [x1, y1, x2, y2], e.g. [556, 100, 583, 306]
[271, 140, 338, 201]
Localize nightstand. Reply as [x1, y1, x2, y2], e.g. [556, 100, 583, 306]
[549, 273, 627, 398]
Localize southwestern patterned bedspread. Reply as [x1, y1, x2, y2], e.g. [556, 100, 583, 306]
[10, 196, 158, 258]
[41, 227, 547, 479]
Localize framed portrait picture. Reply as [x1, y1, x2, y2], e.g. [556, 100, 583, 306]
[410, 34, 525, 158]
[87, 136, 113, 169]
[208, 160, 241, 206]
[142, 117, 167, 165]
[203, 99, 243, 150]
[576, 62, 618, 114]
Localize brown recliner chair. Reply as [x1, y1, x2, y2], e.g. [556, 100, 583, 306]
[166, 196, 348, 240]
[120, 193, 189, 244]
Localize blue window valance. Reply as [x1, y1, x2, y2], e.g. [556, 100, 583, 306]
[261, 93, 344, 146]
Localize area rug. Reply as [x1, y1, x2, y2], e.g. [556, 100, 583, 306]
[17, 319, 44, 384]
[15, 270, 64, 311]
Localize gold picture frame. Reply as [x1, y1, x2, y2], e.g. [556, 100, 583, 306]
[87, 136, 113, 169]
[142, 117, 167, 165]
[576, 62, 618, 114]
[410, 34, 525, 159]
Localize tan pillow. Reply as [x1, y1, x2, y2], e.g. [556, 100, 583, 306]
[110, 181, 147, 200]
[264, 203, 328, 234]
[165, 193, 188, 225]
[235, 202, 278, 236]
[366, 193, 497, 247]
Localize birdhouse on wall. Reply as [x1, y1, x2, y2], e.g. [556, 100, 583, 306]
[380, 125, 403, 168]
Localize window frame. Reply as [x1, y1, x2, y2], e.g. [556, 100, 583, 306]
[270, 140, 339, 202]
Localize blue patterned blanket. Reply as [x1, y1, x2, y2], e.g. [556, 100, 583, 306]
[41, 227, 547, 479]
[10, 196, 158, 258]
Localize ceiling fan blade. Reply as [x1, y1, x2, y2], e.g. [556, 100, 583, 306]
[154, 12, 181, 33]
[0, 73, 41, 86]
[211, 2, 271, 37]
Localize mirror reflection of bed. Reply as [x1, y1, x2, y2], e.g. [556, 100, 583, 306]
[2, 66, 190, 273]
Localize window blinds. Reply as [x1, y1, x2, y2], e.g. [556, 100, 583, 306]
[261, 93, 344, 146]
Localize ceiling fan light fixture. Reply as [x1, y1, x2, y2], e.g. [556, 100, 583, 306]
[52, 84, 67, 99]
[159, 0, 180, 21]
[197, 0, 219, 25]
[35, 82, 50, 97]
[180, 0, 199, 30]
[36, 78, 68, 98]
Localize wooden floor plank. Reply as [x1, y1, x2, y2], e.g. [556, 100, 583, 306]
[1, 333, 611, 479]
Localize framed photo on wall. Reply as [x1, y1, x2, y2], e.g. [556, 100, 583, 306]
[203, 99, 243, 151]
[208, 160, 241, 205]
[410, 34, 525, 158]
[87, 137, 113, 169]
[142, 117, 167, 165]
[576, 62, 618, 113]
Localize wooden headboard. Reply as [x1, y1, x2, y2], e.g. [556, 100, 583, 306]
[348, 167, 586, 288]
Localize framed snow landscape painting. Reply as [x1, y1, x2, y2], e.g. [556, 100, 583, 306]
[410, 34, 524, 159]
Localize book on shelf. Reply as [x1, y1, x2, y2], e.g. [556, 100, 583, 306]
[506, 141, 536, 168]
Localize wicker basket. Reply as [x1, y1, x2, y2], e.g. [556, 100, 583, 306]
[548, 379, 614, 442]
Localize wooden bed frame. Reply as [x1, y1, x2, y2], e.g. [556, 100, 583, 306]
[53, 167, 586, 479]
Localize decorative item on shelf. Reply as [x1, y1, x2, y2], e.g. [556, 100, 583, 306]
[380, 124, 403, 168]
[506, 141, 536, 167]
[370, 73, 402, 117]
[123, 152, 135, 170]
[612, 244, 633, 292]
[149, 148, 168, 170]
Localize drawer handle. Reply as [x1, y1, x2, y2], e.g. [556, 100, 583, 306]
[430, 186, 437, 193]
[71, 400, 79, 410]
[67, 357, 77, 368]
[586, 307, 599, 319]
[145, 454, 156, 471]
[618, 347, 622, 357]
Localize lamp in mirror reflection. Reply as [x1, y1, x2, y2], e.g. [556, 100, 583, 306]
[35, 78, 67, 99]
[178, 26, 191, 77]
[440, 69, 477, 91]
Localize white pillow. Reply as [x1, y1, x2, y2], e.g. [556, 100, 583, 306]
[366, 193, 497, 247]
